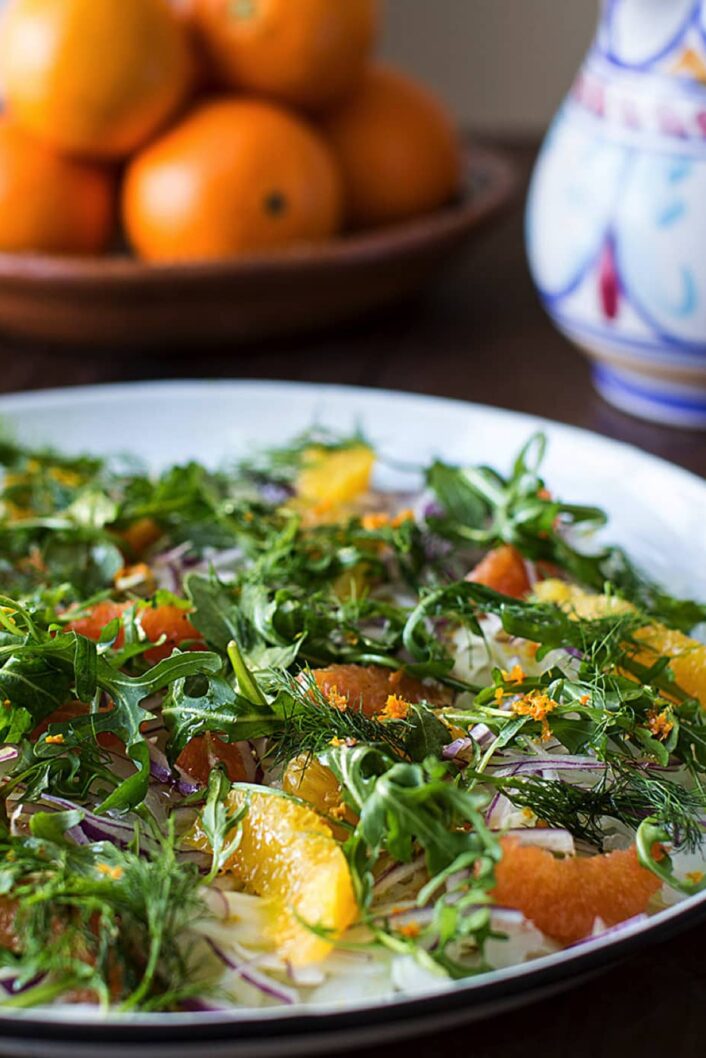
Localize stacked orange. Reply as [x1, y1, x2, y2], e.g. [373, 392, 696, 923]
[0, 0, 464, 260]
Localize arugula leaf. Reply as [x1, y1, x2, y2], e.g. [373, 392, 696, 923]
[403, 702, 452, 762]
[184, 573, 245, 653]
[427, 433, 706, 632]
[325, 745, 498, 895]
[198, 769, 247, 883]
[0, 653, 73, 736]
[162, 667, 242, 759]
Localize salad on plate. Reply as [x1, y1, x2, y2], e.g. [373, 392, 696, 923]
[0, 428, 704, 1013]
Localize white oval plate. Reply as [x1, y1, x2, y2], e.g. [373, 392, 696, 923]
[0, 379, 705, 1058]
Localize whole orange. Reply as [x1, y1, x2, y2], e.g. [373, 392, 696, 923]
[191, 0, 377, 110]
[123, 98, 343, 262]
[322, 65, 463, 228]
[0, 0, 194, 160]
[0, 119, 115, 254]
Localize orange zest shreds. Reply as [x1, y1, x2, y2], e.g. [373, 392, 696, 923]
[397, 921, 421, 939]
[686, 870, 705, 886]
[493, 839, 661, 945]
[467, 544, 531, 599]
[361, 509, 415, 532]
[494, 687, 507, 705]
[647, 708, 674, 742]
[580, 694, 591, 705]
[326, 686, 349, 712]
[382, 694, 411, 720]
[97, 864, 123, 881]
[45, 734, 65, 745]
[362, 512, 390, 532]
[502, 664, 526, 685]
[512, 691, 559, 741]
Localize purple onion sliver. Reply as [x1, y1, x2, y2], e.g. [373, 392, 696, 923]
[0, 973, 45, 997]
[492, 757, 606, 775]
[0, 746, 19, 765]
[442, 738, 474, 761]
[65, 825, 90, 846]
[259, 481, 295, 505]
[205, 939, 297, 1005]
[484, 789, 503, 826]
[153, 542, 192, 566]
[148, 742, 199, 796]
[470, 723, 496, 748]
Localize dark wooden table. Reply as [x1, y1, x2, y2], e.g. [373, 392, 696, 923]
[2, 141, 705, 1056]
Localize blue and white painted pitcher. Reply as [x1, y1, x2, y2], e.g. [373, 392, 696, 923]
[527, 0, 706, 428]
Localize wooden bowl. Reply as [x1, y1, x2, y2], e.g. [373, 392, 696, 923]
[0, 145, 517, 349]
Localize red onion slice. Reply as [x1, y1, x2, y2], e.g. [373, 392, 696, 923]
[205, 939, 297, 1005]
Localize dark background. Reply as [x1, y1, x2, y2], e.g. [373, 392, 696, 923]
[3, 141, 706, 1056]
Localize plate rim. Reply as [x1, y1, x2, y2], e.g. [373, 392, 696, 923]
[0, 377, 704, 1044]
[1, 376, 704, 500]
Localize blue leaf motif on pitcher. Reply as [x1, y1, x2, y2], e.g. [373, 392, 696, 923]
[526, 114, 631, 300]
[614, 154, 706, 347]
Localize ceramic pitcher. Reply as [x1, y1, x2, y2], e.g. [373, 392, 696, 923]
[527, 0, 706, 428]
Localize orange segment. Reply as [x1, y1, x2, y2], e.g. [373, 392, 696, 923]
[535, 580, 706, 706]
[309, 663, 447, 716]
[67, 601, 203, 663]
[191, 787, 357, 966]
[295, 445, 375, 512]
[468, 544, 531, 599]
[494, 838, 660, 945]
[176, 734, 250, 786]
[282, 755, 357, 840]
